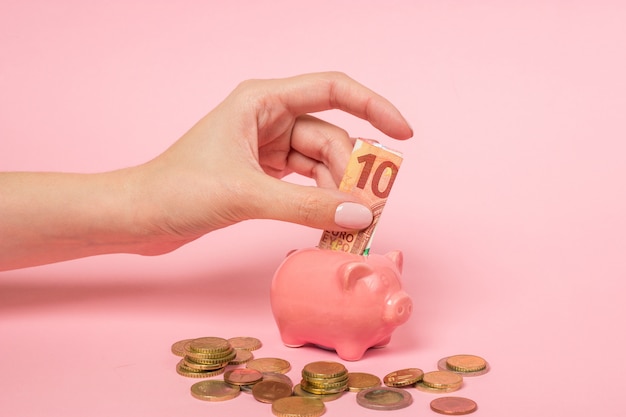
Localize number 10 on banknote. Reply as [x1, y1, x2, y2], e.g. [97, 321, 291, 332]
[318, 138, 403, 255]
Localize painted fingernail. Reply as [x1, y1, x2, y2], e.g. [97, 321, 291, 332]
[334, 202, 373, 229]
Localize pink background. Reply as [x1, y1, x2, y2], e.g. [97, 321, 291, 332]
[1, 1, 625, 416]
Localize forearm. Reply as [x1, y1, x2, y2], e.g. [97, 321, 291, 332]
[0, 168, 169, 271]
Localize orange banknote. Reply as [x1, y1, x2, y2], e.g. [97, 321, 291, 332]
[318, 138, 403, 255]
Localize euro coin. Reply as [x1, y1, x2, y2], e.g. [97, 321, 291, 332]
[190, 380, 240, 402]
[347, 372, 382, 392]
[263, 372, 294, 388]
[183, 356, 228, 371]
[271, 396, 326, 417]
[252, 380, 293, 404]
[416, 371, 463, 393]
[247, 358, 292, 374]
[293, 384, 344, 402]
[228, 336, 262, 351]
[175, 359, 226, 378]
[229, 349, 254, 365]
[188, 337, 231, 354]
[356, 387, 413, 410]
[438, 355, 489, 376]
[302, 361, 347, 379]
[171, 338, 193, 357]
[383, 368, 424, 387]
[430, 396, 478, 415]
[224, 368, 263, 386]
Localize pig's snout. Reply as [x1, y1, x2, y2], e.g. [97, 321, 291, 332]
[383, 292, 413, 325]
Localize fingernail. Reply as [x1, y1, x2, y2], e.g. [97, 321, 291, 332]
[335, 202, 373, 229]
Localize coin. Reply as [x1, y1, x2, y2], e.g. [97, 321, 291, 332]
[383, 368, 424, 387]
[228, 336, 263, 351]
[356, 387, 413, 410]
[416, 371, 463, 393]
[229, 349, 254, 365]
[190, 380, 240, 402]
[188, 337, 231, 354]
[430, 397, 478, 415]
[300, 380, 347, 395]
[175, 359, 226, 378]
[302, 361, 347, 379]
[293, 384, 344, 402]
[183, 356, 228, 371]
[347, 372, 382, 392]
[171, 338, 193, 357]
[185, 349, 236, 364]
[263, 372, 294, 388]
[247, 358, 292, 374]
[271, 396, 326, 417]
[252, 380, 293, 404]
[438, 355, 490, 376]
[302, 373, 349, 387]
[224, 368, 264, 386]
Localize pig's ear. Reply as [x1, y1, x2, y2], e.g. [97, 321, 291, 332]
[384, 250, 403, 274]
[341, 262, 375, 291]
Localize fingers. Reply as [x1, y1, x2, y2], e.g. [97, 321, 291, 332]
[271, 72, 413, 140]
[286, 151, 337, 188]
[289, 115, 355, 185]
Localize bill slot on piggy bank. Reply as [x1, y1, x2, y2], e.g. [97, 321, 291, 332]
[270, 247, 413, 361]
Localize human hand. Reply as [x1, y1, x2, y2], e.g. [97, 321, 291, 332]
[136, 72, 413, 252]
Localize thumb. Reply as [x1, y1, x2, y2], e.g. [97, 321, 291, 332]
[248, 178, 373, 231]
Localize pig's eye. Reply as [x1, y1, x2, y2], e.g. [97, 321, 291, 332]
[379, 274, 390, 288]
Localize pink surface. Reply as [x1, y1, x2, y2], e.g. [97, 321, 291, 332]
[1, 1, 625, 416]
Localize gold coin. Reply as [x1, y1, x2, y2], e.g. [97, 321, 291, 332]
[188, 337, 231, 354]
[171, 338, 193, 357]
[263, 372, 294, 388]
[228, 336, 263, 351]
[383, 368, 424, 387]
[229, 349, 254, 365]
[247, 358, 292, 374]
[190, 380, 240, 402]
[185, 348, 236, 364]
[293, 384, 344, 402]
[183, 357, 228, 371]
[438, 355, 490, 376]
[356, 387, 413, 411]
[271, 396, 326, 417]
[223, 368, 264, 386]
[416, 371, 463, 393]
[184, 341, 235, 359]
[299, 381, 347, 395]
[302, 373, 349, 387]
[176, 360, 226, 378]
[302, 361, 347, 379]
[347, 372, 382, 392]
[252, 380, 293, 404]
[430, 396, 478, 415]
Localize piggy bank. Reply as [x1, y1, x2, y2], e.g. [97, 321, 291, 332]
[270, 247, 412, 361]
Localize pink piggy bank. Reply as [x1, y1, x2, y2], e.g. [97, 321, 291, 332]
[270, 247, 413, 361]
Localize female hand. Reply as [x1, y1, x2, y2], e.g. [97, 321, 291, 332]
[137, 72, 412, 251]
[0, 72, 412, 270]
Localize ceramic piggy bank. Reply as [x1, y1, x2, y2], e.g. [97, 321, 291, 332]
[270, 247, 412, 361]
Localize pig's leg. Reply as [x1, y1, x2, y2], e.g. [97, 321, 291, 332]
[372, 336, 392, 348]
[335, 343, 369, 361]
[279, 332, 306, 348]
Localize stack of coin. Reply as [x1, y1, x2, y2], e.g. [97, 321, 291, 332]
[300, 361, 349, 396]
[174, 337, 236, 378]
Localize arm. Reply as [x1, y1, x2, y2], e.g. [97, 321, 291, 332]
[0, 72, 412, 271]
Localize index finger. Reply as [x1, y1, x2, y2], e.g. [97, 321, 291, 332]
[268, 72, 414, 140]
